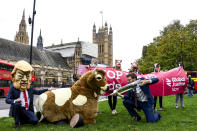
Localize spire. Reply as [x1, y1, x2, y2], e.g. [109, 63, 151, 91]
[37, 29, 43, 51]
[109, 25, 112, 34]
[93, 23, 96, 32]
[105, 22, 108, 27]
[22, 9, 25, 20]
[110, 25, 112, 30]
[93, 23, 96, 28]
[104, 22, 108, 31]
[39, 29, 41, 36]
[14, 10, 29, 44]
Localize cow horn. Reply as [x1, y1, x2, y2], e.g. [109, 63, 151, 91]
[93, 68, 97, 74]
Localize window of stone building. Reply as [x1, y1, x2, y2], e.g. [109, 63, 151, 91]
[102, 45, 104, 54]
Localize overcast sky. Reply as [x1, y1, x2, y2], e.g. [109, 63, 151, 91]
[1, 0, 197, 71]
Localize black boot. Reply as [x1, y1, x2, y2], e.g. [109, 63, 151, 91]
[133, 115, 141, 123]
[14, 123, 20, 130]
[158, 113, 162, 120]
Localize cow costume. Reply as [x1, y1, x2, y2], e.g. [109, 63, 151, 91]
[35, 69, 109, 127]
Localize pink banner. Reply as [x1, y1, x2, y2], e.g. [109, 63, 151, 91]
[77, 64, 87, 75]
[138, 67, 188, 96]
[81, 66, 188, 96]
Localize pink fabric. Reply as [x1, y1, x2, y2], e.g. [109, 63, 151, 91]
[82, 66, 187, 96]
[77, 64, 87, 75]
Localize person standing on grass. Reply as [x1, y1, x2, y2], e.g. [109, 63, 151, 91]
[153, 63, 164, 111]
[108, 60, 121, 115]
[175, 62, 185, 109]
[5, 60, 55, 129]
[116, 73, 162, 123]
[187, 75, 195, 97]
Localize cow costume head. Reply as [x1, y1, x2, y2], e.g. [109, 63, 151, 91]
[11, 60, 33, 91]
[35, 69, 109, 127]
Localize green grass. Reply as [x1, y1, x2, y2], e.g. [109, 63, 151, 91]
[1, 95, 197, 131]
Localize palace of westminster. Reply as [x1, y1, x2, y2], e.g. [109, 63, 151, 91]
[0, 10, 113, 87]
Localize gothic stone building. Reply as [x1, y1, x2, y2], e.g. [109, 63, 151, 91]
[0, 11, 72, 87]
[0, 37, 71, 86]
[45, 40, 98, 74]
[93, 22, 113, 67]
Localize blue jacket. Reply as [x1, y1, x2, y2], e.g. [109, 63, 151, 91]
[123, 77, 159, 105]
[6, 84, 48, 116]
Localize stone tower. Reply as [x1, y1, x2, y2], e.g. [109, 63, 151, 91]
[15, 10, 29, 44]
[93, 22, 113, 67]
[37, 29, 43, 51]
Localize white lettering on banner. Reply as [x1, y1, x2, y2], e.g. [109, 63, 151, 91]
[108, 81, 122, 90]
[166, 77, 186, 89]
[144, 74, 157, 79]
[166, 78, 171, 87]
[107, 70, 116, 79]
[106, 70, 123, 79]
[172, 82, 185, 87]
[172, 77, 185, 82]
[115, 71, 123, 79]
[172, 87, 180, 91]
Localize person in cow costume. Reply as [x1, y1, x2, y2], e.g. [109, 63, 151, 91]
[35, 68, 109, 128]
[6, 60, 55, 129]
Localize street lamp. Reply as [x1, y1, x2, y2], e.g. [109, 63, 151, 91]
[180, 37, 183, 67]
[29, 0, 36, 65]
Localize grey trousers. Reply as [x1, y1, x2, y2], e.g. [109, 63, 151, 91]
[175, 93, 184, 107]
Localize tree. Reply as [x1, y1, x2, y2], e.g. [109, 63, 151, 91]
[138, 20, 197, 73]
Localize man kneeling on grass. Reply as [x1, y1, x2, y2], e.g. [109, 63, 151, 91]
[117, 73, 162, 123]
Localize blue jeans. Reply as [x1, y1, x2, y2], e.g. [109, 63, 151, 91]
[123, 99, 159, 123]
[187, 88, 193, 97]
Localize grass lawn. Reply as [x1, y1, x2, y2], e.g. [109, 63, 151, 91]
[0, 94, 197, 131]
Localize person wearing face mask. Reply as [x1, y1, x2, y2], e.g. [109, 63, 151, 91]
[6, 60, 55, 129]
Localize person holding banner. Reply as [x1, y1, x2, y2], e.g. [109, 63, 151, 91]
[89, 58, 98, 67]
[175, 62, 185, 109]
[108, 60, 121, 115]
[153, 63, 164, 111]
[117, 73, 162, 123]
[129, 62, 141, 74]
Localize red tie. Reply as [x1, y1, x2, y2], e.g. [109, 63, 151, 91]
[23, 91, 29, 110]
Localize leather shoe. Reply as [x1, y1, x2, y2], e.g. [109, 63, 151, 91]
[158, 113, 162, 120]
[133, 115, 141, 122]
[14, 124, 20, 130]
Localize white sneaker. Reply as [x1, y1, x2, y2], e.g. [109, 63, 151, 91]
[175, 105, 178, 109]
[158, 107, 164, 111]
[112, 109, 117, 115]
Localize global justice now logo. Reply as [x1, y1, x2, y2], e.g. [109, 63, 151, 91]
[166, 77, 186, 87]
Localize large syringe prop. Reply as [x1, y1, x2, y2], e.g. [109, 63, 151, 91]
[109, 80, 141, 96]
